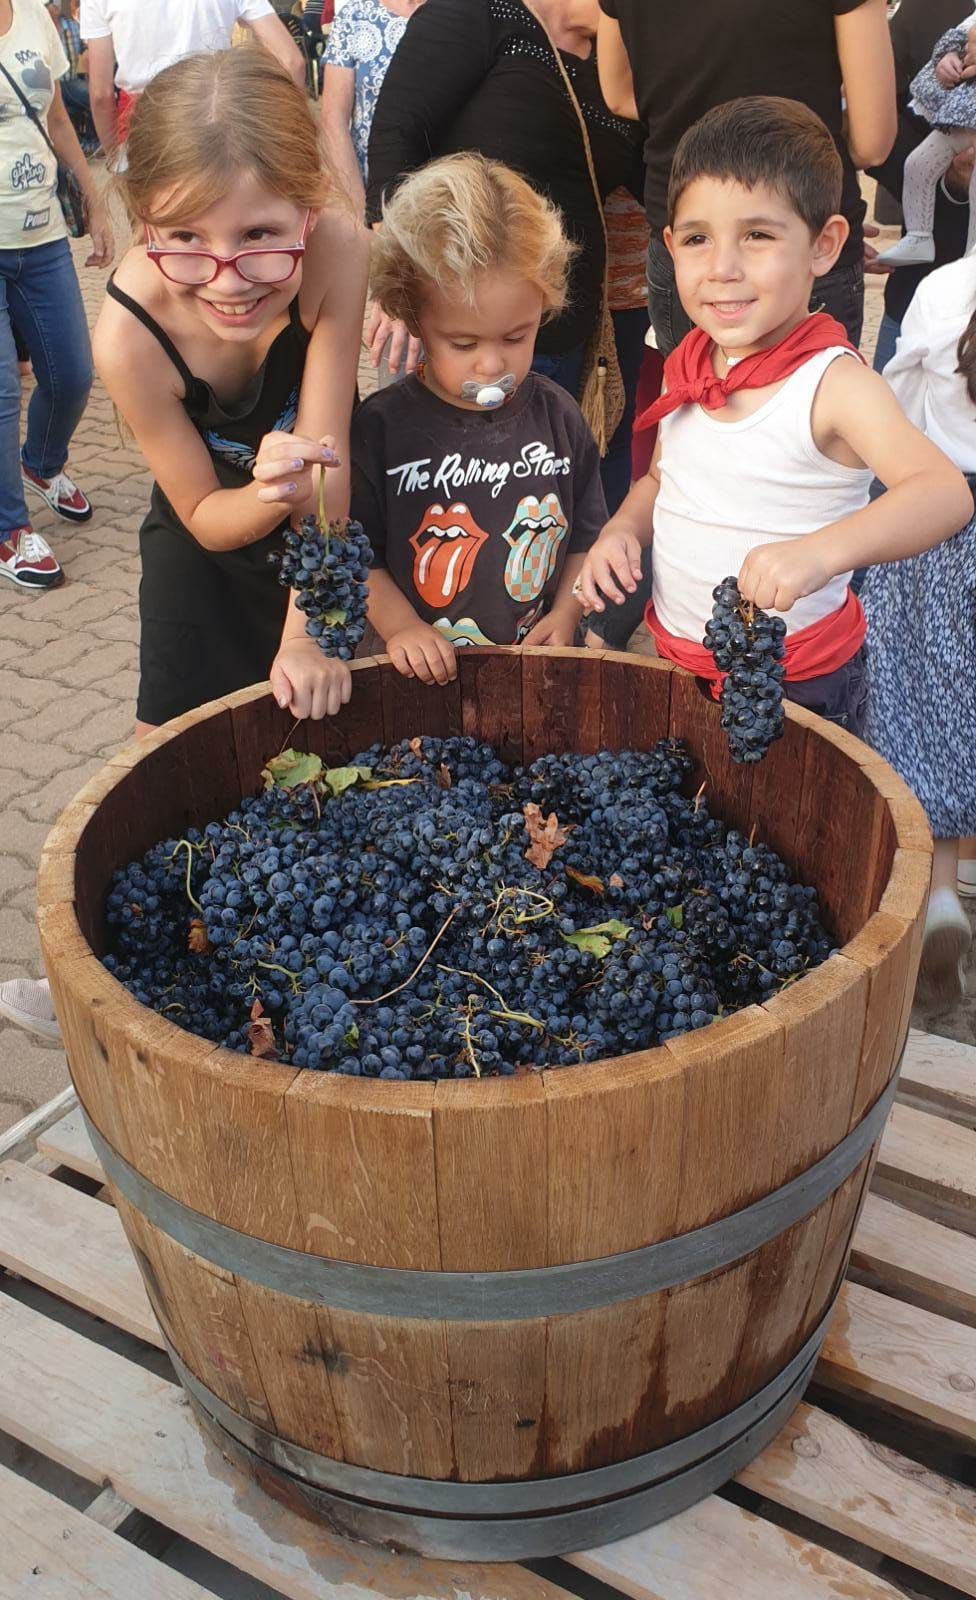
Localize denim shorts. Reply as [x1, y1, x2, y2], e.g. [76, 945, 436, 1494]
[784, 646, 868, 737]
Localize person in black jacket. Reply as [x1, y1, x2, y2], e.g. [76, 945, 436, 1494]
[365, 0, 644, 396]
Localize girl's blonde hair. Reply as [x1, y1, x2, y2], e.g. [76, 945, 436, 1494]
[121, 49, 340, 227]
[371, 154, 575, 329]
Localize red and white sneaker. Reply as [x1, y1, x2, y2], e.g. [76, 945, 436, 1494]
[0, 525, 63, 589]
[22, 462, 92, 523]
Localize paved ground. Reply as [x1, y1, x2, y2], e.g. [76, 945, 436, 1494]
[0, 202, 972, 1135]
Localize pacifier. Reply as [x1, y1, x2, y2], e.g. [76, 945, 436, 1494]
[461, 373, 517, 409]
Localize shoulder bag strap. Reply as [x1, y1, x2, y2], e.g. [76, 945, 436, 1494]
[528, 13, 610, 269]
[0, 59, 59, 163]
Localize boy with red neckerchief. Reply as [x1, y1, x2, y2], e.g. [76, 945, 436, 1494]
[577, 96, 972, 733]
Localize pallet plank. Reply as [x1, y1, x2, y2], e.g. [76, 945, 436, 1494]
[0, 1162, 161, 1348]
[567, 1490, 908, 1600]
[899, 1029, 976, 1128]
[0, 1085, 76, 1164]
[0, 1296, 577, 1600]
[819, 1279, 976, 1440]
[0, 1462, 211, 1600]
[875, 1102, 976, 1233]
[738, 1401, 976, 1597]
[851, 1193, 976, 1325]
[36, 1108, 104, 1183]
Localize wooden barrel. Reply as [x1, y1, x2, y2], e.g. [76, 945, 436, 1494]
[37, 649, 930, 1561]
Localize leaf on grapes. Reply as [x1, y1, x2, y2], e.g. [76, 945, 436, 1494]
[409, 737, 424, 758]
[609, 873, 625, 889]
[436, 763, 452, 790]
[323, 764, 372, 797]
[261, 749, 324, 792]
[247, 1000, 278, 1060]
[322, 608, 348, 626]
[344, 1022, 360, 1047]
[361, 776, 420, 790]
[523, 804, 574, 869]
[561, 920, 632, 959]
[567, 866, 605, 895]
[665, 905, 685, 930]
[187, 918, 210, 955]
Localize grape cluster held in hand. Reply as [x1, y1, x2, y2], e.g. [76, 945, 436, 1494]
[706, 577, 787, 764]
[270, 516, 372, 660]
[102, 736, 834, 1080]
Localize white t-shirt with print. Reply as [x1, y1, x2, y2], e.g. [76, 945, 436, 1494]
[79, 0, 274, 93]
[0, 0, 69, 251]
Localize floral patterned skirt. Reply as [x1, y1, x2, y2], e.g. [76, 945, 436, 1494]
[861, 510, 976, 839]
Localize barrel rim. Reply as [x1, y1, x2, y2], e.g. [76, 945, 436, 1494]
[37, 650, 932, 1110]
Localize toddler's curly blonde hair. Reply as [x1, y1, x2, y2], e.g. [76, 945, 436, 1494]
[370, 154, 574, 331]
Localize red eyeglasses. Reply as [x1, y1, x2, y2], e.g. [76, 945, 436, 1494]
[145, 211, 312, 286]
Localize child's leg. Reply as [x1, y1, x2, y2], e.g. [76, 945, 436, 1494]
[879, 130, 966, 265]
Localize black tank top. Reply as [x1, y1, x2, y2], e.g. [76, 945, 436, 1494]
[105, 279, 312, 726]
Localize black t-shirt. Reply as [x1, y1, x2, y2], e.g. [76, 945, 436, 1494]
[599, 0, 870, 266]
[366, 0, 644, 353]
[352, 373, 606, 646]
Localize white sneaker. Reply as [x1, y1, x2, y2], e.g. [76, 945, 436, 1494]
[917, 887, 972, 1004]
[958, 859, 976, 899]
[0, 977, 61, 1041]
[878, 231, 937, 268]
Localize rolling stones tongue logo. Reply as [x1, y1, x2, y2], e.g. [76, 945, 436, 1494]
[503, 493, 568, 603]
[410, 502, 489, 607]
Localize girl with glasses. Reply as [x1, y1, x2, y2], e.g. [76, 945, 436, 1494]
[93, 46, 368, 734]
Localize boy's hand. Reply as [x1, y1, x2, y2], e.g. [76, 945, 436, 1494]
[386, 622, 458, 685]
[576, 526, 644, 612]
[521, 608, 579, 648]
[253, 432, 341, 506]
[270, 639, 352, 719]
[738, 539, 833, 614]
[937, 50, 965, 87]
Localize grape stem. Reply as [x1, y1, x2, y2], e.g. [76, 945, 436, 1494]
[170, 839, 203, 913]
[352, 907, 459, 1007]
[437, 963, 545, 1031]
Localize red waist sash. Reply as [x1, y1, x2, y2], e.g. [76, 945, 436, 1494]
[645, 588, 866, 698]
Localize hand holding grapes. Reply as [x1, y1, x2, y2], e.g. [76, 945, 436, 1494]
[253, 431, 341, 508]
[738, 537, 834, 614]
[270, 638, 352, 719]
[387, 622, 458, 686]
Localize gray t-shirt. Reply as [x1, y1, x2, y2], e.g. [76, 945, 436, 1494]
[352, 373, 606, 647]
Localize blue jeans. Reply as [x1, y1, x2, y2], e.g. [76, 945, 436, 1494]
[872, 312, 901, 375]
[0, 237, 93, 533]
[646, 236, 866, 356]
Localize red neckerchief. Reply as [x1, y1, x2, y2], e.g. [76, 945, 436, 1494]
[634, 313, 862, 431]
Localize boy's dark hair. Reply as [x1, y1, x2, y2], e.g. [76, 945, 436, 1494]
[668, 96, 843, 236]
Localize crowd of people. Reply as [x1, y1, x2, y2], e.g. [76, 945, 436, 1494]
[1, 0, 974, 1048]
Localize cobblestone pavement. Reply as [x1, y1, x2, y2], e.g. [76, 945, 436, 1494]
[0, 207, 970, 1136]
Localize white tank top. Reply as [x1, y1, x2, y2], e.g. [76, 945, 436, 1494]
[652, 348, 872, 643]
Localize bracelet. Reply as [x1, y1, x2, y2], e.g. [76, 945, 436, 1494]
[940, 175, 970, 206]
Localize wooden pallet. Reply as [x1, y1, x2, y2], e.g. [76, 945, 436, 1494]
[1, 1028, 975, 1600]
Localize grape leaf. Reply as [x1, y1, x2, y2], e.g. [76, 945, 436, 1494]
[561, 920, 632, 959]
[436, 764, 453, 790]
[361, 776, 420, 790]
[261, 749, 323, 792]
[523, 803, 574, 869]
[409, 737, 424, 757]
[323, 764, 372, 796]
[609, 873, 624, 889]
[247, 999, 278, 1060]
[322, 608, 348, 626]
[665, 905, 685, 930]
[187, 918, 210, 955]
[567, 866, 605, 894]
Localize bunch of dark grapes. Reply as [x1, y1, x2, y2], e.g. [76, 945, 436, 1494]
[102, 737, 835, 1079]
[705, 577, 786, 765]
[270, 516, 372, 660]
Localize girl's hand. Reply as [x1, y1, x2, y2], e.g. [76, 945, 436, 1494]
[936, 50, 964, 87]
[575, 526, 644, 613]
[386, 622, 457, 685]
[253, 432, 341, 507]
[269, 638, 352, 719]
[738, 539, 832, 614]
[365, 303, 422, 376]
[85, 199, 115, 269]
[521, 608, 579, 648]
